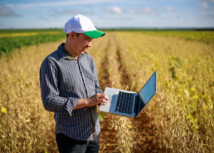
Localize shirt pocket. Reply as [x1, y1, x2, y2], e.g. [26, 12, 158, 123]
[59, 76, 75, 93]
[59, 72, 77, 93]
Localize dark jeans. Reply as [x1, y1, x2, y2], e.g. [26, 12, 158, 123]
[56, 133, 100, 153]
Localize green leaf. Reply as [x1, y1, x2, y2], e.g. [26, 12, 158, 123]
[98, 113, 104, 122]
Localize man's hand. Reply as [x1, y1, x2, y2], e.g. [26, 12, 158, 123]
[74, 94, 108, 110]
[87, 93, 108, 107]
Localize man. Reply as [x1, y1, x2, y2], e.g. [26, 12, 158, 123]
[39, 14, 109, 153]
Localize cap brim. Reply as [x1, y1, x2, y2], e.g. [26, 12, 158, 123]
[84, 30, 105, 39]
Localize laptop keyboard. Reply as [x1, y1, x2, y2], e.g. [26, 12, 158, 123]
[115, 91, 135, 114]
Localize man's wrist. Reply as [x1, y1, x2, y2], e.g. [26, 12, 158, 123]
[85, 98, 91, 107]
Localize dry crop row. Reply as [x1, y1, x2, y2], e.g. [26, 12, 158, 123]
[114, 31, 214, 152]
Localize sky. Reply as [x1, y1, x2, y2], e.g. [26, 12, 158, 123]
[0, 0, 214, 29]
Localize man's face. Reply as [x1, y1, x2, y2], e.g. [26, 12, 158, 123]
[72, 33, 93, 57]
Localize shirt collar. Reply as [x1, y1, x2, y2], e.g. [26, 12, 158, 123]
[58, 43, 86, 61]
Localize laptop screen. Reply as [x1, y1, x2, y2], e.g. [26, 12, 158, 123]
[139, 71, 157, 104]
[136, 71, 157, 117]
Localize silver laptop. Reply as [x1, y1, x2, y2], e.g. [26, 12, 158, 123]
[99, 71, 157, 118]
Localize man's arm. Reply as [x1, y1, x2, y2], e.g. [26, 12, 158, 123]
[40, 58, 79, 116]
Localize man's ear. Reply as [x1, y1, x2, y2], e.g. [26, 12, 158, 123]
[69, 31, 76, 40]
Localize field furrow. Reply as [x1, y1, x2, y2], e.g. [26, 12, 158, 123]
[88, 33, 120, 152]
[101, 33, 135, 152]
[97, 33, 160, 152]
[113, 34, 166, 152]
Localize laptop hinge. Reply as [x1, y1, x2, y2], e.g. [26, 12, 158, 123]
[134, 94, 139, 117]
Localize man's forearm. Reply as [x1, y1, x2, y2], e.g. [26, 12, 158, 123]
[74, 99, 89, 110]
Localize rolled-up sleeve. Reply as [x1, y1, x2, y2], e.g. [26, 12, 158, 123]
[40, 58, 79, 116]
[95, 79, 103, 94]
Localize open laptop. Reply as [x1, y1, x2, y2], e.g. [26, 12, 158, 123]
[99, 71, 157, 118]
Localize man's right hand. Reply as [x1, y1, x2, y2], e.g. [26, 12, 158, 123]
[87, 93, 109, 107]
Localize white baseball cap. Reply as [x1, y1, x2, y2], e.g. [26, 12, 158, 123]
[63, 14, 105, 39]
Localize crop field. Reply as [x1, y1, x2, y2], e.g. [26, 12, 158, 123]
[0, 30, 214, 153]
[0, 29, 65, 56]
